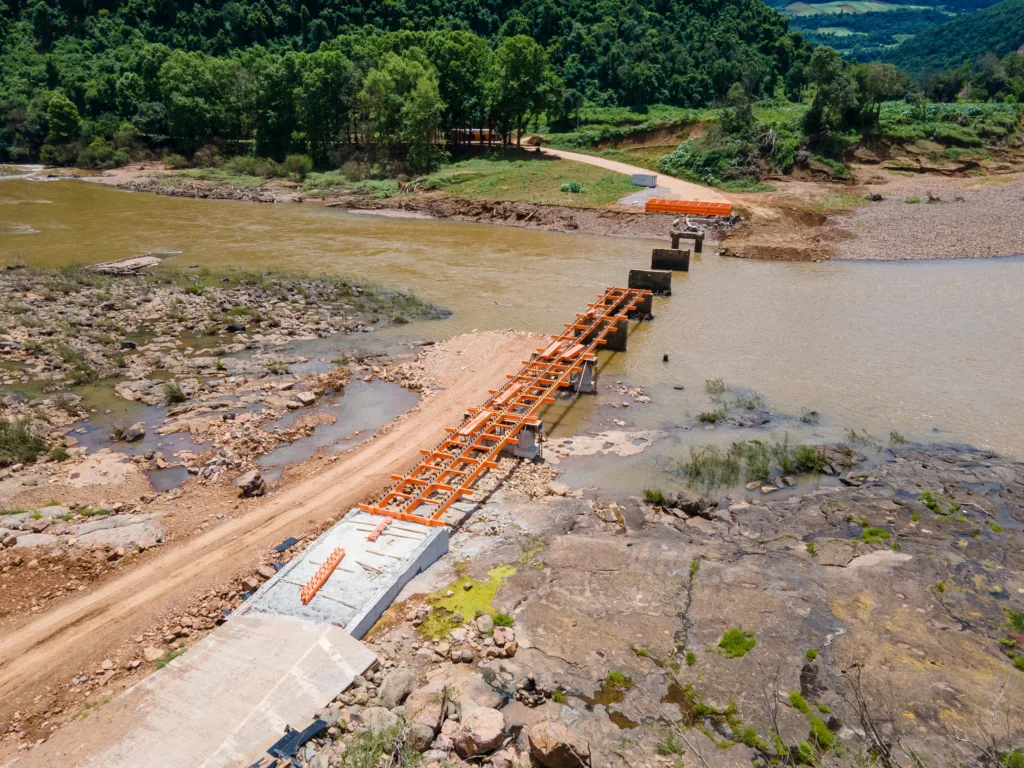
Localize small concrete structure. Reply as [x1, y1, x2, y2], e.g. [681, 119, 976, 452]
[628, 269, 671, 297]
[631, 173, 657, 188]
[238, 509, 448, 638]
[50, 616, 376, 768]
[651, 248, 690, 272]
[503, 421, 543, 459]
[671, 231, 704, 254]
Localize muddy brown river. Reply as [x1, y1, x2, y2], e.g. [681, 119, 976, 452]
[3, 178, 1024, 464]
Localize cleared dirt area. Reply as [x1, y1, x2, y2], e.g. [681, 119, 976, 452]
[0, 330, 540, 760]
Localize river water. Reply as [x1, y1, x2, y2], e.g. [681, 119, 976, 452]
[2, 178, 1023, 463]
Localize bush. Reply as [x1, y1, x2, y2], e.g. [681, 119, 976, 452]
[560, 180, 585, 193]
[795, 445, 828, 473]
[285, 154, 313, 179]
[76, 138, 128, 170]
[642, 488, 665, 504]
[0, 420, 47, 466]
[164, 153, 188, 169]
[493, 612, 514, 627]
[805, 648, 818, 662]
[48, 444, 70, 462]
[163, 381, 186, 404]
[192, 145, 220, 168]
[789, 691, 810, 713]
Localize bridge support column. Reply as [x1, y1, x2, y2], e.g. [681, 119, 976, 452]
[628, 269, 667, 301]
[570, 359, 596, 394]
[504, 422, 542, 460]
[671, 232, 704, 253]
[602, 318, 628, 351]
[652, 248, 690, 271]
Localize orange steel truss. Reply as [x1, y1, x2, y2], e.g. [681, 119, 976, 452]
[358, 286, 651, 528]
[300, 547, 346, 605]
[645, 199, 733, 217]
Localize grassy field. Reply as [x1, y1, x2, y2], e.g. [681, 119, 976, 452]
[785, 0, 926, 13]
[414, 154, 639, 207]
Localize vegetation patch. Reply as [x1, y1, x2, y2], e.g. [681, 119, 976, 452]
[718, 628, 757, 658]
[0, 419, 47, 467]
[416, 564, 516, 639]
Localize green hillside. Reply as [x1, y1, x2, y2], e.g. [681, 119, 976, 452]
[881, 0, 1024, 73]
[0, 0, 816, 163]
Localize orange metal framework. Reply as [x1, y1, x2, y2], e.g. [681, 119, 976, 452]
[645, 199, 733, 217]
[300, 547, 346, 605]
[358, 286, 652, 528]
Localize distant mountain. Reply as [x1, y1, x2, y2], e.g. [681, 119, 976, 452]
[881, 0, 1024, 73]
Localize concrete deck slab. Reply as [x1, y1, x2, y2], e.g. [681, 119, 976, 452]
[239, 509, 448, 638]
[31, 615, 375, 768]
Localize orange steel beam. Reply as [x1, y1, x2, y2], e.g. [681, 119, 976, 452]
[300, 547, 346, 605]
[358, 286, 650, 527]
[367, 518, 392, 541]
[644, 199, 733, 217]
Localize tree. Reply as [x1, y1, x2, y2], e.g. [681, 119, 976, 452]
[850, 62, 909, 126]
[490, 35, 560, 146]
[294, 50, 355, 164]
[425, 31, 491, 143]
[158, 50, 233, 150]
[46, 91, 80, 144]
[402, 71, 445, 172]
[804, 46, 858, 137]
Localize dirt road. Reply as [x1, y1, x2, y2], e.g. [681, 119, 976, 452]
[537, 147, 731, 203]
[0, 331, 539, 752]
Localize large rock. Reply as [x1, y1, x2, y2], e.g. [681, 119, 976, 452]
[378, 667, 415, 709]
[405, 683, 445, 732]
[234, 469, 265, 497]
[360, 707, 399, 734]
[813, 539, 856, 567]
[528, 722, 591, 768]
[123, 422, 146, 442]
[406, 722, 436, 752]
[454, 707, 505, 758]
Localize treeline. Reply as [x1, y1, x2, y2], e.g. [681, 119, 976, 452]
[0, 0, 816, 164]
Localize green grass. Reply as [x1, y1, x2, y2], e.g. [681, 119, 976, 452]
[414, 153, 637, 207]
[155, 645, 186, 669]
[789, 691, 811, 713]
[493, 612, 514, 627]
[719, 628, 756, 658]
[182, 168, 266, 189]
[642, 488, 666, 504]
[0, 419, 47, 466]
[163, 381, 186, 404]
[1005, 609, 1024, 634]
[606, 670, 631, 686]
[861, 526, 891, 544]
[809, 193, 870, 214]
[697, 408, 727, 424]
[685, 651, 697, 666]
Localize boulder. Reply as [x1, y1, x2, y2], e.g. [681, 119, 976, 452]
[454, 707, 505, 758]
[123, 422, 146, 442]
[476, 614, 494, 635]
[360, 707, 399, 734]
[405, 684, 445, 732]
[528, 722, 591, 768]
[378, 667, 416, 709]
[407, 722, 436, 752]
[256, 564, 277, 580]
[143, 646, 164, 662]
[234, 469, 265, 497]
[295, 391, 317, 406]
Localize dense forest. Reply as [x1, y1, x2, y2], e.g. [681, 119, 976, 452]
[0, 0, 815, 164]
[880, 0, 1024, 75]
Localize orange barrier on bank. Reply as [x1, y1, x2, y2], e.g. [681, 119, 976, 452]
[645, 199, 733, 217]
[300, 547, 346, 605]
[358, 286, 651, 528]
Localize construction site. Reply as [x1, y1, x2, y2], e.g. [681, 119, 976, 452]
[2, 208, 714, 768]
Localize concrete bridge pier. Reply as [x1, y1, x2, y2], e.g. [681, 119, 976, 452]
[504, 422, 543, 460]
[652, 248, 690, 271]
[569, 358, 596, 394]
[601, 318, 628, 351]
[672, 231, 704, 254]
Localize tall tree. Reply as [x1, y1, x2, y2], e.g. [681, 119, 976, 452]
[294, 50, 355, 164]
[490, 35, 561, 146]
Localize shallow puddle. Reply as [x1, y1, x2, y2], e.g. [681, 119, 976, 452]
[258, 380, 418, 470]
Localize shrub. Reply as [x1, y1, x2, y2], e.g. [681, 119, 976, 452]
[285, 154, 313, 179]
[685, 651, 697, 666]
[493, 612, 514, 627]
[77, 138, 128, 170]
[806, 648, 817, 662]
[164, 153, 188, 169]
[606, 670, 629, 686]
[795, 445, 827, 473]
[719, 628, 756, 658]
[226, 155, 260, 176]
[905, 196, 921, 204]
[551, 689, 566, 703]
[1005, 609, 1024, 634]
[0, 420, 47, 466]
[697, 408, 727, 424]
[642, 488, 665, 504]
[560, 180, 585, 193]
[164, 381, 186, 404]
[48, 444, 70, 462]
[705, 378, 726, 395]
[192, 145, 220, 168]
